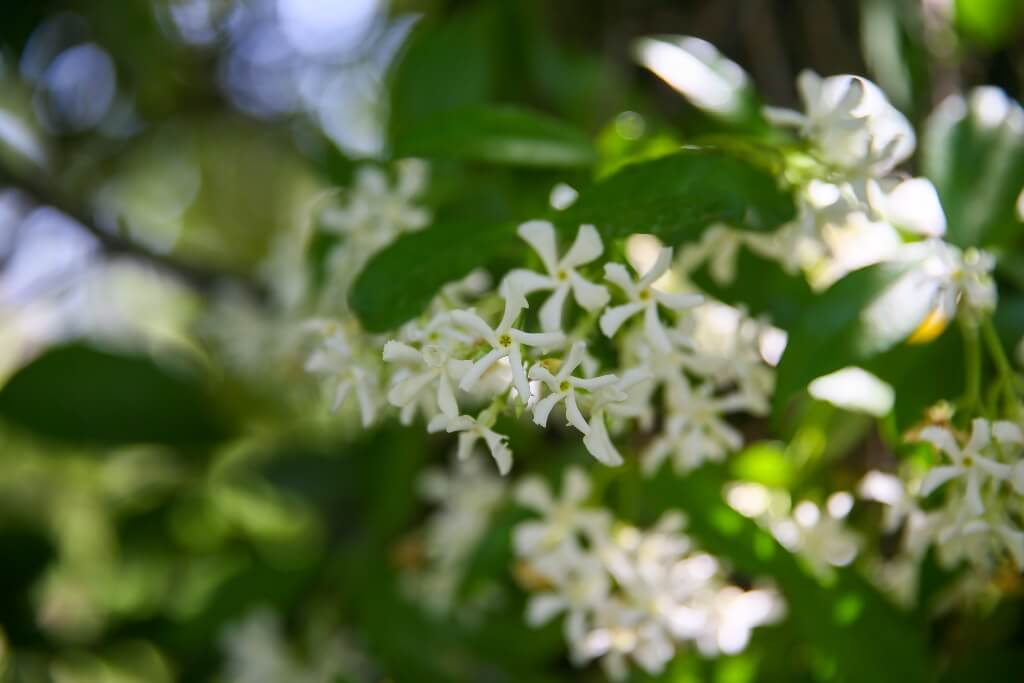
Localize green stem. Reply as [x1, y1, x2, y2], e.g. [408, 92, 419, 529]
[960, 319, 982, 415]
[980, 318, 1022, 419]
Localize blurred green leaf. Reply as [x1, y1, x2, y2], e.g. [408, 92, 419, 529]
[867, 326, 964, 431]
[351, 148, 794, 332]
[0, 343, 231, 448]
[648, 464, 930, 683]
[393, 105, 595, 167]
[774, 262, 938, 418]
[922, 87, 1024, 247]
[388, 6, 497, 142]
[954, 0, 1024, 46]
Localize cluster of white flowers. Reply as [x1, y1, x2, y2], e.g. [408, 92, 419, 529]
[512, 468, 784, 680]
[380, 220, 696, 473]
[399, 457, 508, 615]
[725, 483, 862, 578]
[680, 71, 997, 325]
[377, 218, 781, 476]
[856, 418, 1024, 604]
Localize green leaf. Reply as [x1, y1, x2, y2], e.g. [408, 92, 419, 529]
[387, 6, 497, 142]
[393, 105, 596, 167]
[648, 465, 930, 683]
[954, 0, 1024, 46]
[351, 148, 795, 333]
[0, 343, 231, 448]
[773, 262, 938, 417]
[922, 87, 1024, 247]
[867, 327, 964, 431]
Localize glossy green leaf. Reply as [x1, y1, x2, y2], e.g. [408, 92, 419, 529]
[393, 105, 596, 167]
[351, 148, 795, 332]
[648, 465, 930, 683]
[922, 87, 1024, 247]
[0, 343, 231, 448]
[774, 261, 938, 417]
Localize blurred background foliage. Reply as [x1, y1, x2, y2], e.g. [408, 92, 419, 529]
[0, 1, 1023, 682]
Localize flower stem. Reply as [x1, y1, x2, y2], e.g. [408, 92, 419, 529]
[980, 318, 1022, 419]
[960, 319, 982, 415]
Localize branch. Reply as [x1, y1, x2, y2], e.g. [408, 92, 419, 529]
[0, 162, 267, 300]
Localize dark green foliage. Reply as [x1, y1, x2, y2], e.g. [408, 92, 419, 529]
[0, 343, 231, 447]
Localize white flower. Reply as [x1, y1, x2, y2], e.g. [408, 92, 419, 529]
[582, 369, 653, 467]
[866, 176, 947, 237]
[505, 221, 610, 332]
[771, 500, 861, 574]
[695, 586, 785, 656]
[453, 286, 565, 400]
[305, 327, 378, 427]
[907, 241, 998, 318]
[445, 408, 514, 475]
[321, 159, 430, 250]
[643, 379, 746, 475]
[383, 339, 471, 422]
[529, 342, 620, 434]
[578, 600, 676, 681]
[917, 419, 1020, 515]
[600, 247, 703, 351]
[765, 71, 915, 175]
[525, 550, 610, 656]
[514, 467, 610, 563]
[411, 457, 507, 613]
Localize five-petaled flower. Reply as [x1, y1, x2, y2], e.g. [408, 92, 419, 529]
[453, 285, 565, 401]
[505, 221, 611, 332]
[600, 247, 703, 351]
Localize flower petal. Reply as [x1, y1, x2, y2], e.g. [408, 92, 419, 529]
[504, 268, 556, 296]
[569, 272, 610, 311]
[918, 426, 961, 461]
[583, 413, 624, 466]
[638, 246, 673, 288]
[643, 302, 673, 351]
[511, 330, 566, 348]
[919, 465, 962, 497]
[599, 302, 645, 338]
[603, 263, 637, 297]
[532, 391, 565, 428]
[539, 283, 570, 333]
[565, 392, 591, 434]
[653, 290, 704, 311]
[526, 593, 567, 626]
[382, 340, 421, 363]
[450, 309, 496, 344]
[517, 220, 559, 274]
[459, 347, 505, 391]
[561, 224, 604, 268]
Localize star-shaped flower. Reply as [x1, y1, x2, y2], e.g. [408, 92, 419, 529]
[452, 285, 565, 400]
[918, 418, 1020, 515]
[529, 342, 620, 434]
[505, 221, 610, 332]
[600, 247, 702, 351]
